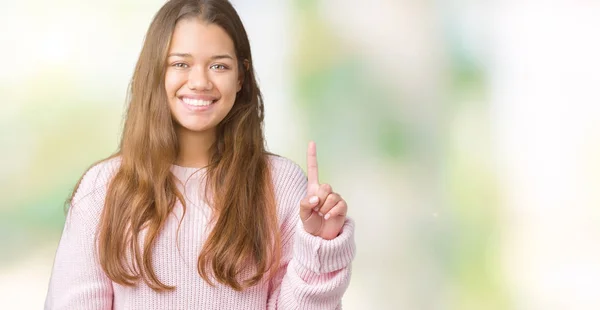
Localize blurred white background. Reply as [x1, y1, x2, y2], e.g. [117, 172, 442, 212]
[1, 0, 599, 309]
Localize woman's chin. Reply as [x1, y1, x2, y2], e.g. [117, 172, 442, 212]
[181, 125, 213, 134]
[173, 120, 213, 134]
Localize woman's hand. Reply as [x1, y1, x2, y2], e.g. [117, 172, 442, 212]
[299, 141, 348, 240]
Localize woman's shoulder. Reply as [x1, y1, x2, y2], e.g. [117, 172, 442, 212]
[267, 154, 307, 184]
[71, 156, 122, 207]
[267, 154, 307, 212]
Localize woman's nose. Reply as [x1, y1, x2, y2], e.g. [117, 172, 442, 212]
[187, 65, 213, 91]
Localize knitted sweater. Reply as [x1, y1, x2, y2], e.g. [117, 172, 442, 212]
[45, 155, 356, 309]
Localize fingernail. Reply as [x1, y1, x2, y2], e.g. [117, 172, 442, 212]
[313, 206, 319, 212]
[318, 212, 323, 217]
[324, 213, 331, 220]
[309, 196, 318, 205]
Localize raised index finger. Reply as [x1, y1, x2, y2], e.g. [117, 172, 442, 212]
[307, 141, 319, 187]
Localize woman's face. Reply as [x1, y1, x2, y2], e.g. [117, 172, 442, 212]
[165, 17, 241, 136]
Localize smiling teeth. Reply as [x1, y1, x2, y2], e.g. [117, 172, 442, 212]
[182, 98, 213, 106]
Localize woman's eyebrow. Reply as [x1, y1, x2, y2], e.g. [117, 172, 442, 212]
[210, 54, 234, 60]
[167, 52, 192, 58]
[167, 52, 234, 60]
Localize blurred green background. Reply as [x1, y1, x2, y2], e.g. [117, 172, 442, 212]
[1, 1, 600, 309]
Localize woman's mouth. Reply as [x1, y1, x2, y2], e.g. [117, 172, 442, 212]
[179, 97, 218, 111]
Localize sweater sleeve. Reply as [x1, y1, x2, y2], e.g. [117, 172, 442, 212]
[45, 160, 118, 310]
[267, 157, 356, 310]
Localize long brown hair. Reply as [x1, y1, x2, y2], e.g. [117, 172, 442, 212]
[69, 0, 280, 292]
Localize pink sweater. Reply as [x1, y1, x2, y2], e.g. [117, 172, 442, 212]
[45, 156, 355, 309]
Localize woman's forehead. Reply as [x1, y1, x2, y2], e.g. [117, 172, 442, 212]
[169, 18, 235, 58]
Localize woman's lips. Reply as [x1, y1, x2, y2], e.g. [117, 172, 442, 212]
[179, 96, 217, 112]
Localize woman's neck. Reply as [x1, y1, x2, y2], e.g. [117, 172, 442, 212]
[175, 127, 215, 168]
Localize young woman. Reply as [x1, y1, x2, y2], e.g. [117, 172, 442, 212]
[45, 0, 355, 309]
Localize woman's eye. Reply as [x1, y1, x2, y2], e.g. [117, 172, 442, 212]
[173, 63, 188, 68]
[210, 64, 228, 70]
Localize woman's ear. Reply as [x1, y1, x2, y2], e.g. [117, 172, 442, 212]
[237, 59, 250, 92]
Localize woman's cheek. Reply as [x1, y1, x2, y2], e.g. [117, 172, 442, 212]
[218, 74, 239, 95]
[165, 71, 184, 95]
